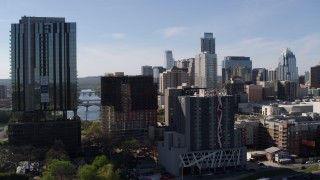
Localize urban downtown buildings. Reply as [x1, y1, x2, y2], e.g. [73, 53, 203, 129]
[158, 89, 246, 176]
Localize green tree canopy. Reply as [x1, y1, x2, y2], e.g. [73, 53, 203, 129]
[42, 160, 76, 180]
[97, 164, 120, 180]
[45, 140, 70, 164]
[92, 155, 109, 170]
[77, 164, 98, 180]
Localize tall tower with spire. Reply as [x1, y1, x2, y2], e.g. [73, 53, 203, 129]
[276, 48, 299, 81]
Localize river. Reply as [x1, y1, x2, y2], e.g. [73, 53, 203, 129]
[67, 105, 100, 121]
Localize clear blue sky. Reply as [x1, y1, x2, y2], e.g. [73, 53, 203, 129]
[0, 0, 320, 78]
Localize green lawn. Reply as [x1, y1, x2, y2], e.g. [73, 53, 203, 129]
[299, 164, 320, 173]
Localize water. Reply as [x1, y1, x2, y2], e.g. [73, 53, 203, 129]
[67, 105, 100, 121]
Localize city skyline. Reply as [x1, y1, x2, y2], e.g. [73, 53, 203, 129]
[1, 0, 320, 78]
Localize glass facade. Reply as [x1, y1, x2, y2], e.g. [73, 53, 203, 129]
[11, 17, 77, 121]
[164, 50, 174, 69]
[201, 32, 215, 54]
[222, 56, 252, 84]
[276, 48, 298, 82]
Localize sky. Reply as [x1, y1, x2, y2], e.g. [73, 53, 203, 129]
[0, 0, 320, 79]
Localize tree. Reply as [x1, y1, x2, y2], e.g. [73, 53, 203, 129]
[92, 155, 109, 170]
[77, 164, 98, 180]
[83, 121, 105, 148]
[77, 155, 120, 180]
[97, 164, 120, 180]
[45, 140, 70, 164]
[42, 160, 76, 180]
[122, 138, 139, 153]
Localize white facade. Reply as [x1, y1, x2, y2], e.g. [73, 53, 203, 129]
[158, 131, 246, 177]
[261, 104, 282, 116]
[194, 52, 217, 89]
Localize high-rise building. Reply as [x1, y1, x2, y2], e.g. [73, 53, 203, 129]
[152, 66, 166, 84]
[195, 52, 217, 89]
[276, 48, 299, 82]
[258, 81, 275, 100]
[0, 85, 7, 99]
[175, 59, 189, 69]
[8, 16, 80, 153]
[268, 68, 277, 81]
[305, 71, 310, 84]
[311, 65, 320, 88]
[201, 32, 215, 54]
[159, 66, 189, 94]
[299, 75, 305, 85]
[275, 81, 298, 101]
[187, 58, 195, 86]
[222, 56, 252, 84]
[158, 90, 246, 176]
[100, 73, 157, 141]
[252, 68, 268, 84]
[141, 65, 153, 76]
[164, 86, 205, 130]
[165, 50, 174, 69]
[245, 84, 263, 102]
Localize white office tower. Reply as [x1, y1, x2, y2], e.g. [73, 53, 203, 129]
[165, 50, 174, 69]
[276, 48, 299, 82]
[195, 52, 217, 89]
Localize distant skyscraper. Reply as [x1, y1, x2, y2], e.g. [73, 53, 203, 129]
[276, 48, 299, 82]
[159, 66, 189, 94]
[9, 16, 80, 153]
[152, 66, 166, 84]
[252, 68, 268, 84]
[268, 68, 277, 81]
[165, 50, 174, 69]
[195, 52, 217, 89]
[311, 65, 320, 88]
[201, 32, 215, 54]
[222, 56, 252, 84]
[305, 71, 310, 83]
[141, 65, 153, 76]
[175, 59, 189, 69]
[187, 58, 195, 86]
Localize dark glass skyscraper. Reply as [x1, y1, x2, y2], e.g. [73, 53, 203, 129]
[11, 16, 77, 120]
[9, 17, 79, 153]
[201, 32, 215, 54]
[311, 65, 320, 88]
